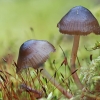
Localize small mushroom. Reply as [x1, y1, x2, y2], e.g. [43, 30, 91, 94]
[57, 6, 100, 89]
[17, 39, 72, 98]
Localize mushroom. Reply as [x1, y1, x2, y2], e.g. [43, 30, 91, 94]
[57, 6, 100, 89]
[16, 39, 72, 98]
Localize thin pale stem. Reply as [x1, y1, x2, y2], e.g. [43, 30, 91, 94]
[70, 35, 83, 89]
[39, 67, 72, 99]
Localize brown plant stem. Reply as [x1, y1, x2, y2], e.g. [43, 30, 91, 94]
[70, 35, 83, 89]
[20, 84, 42, 99]
[83, 92, 100, 100]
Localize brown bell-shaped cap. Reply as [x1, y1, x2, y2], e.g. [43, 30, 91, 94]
[16, 40, 55, 73]
[57, 6, 100, 35]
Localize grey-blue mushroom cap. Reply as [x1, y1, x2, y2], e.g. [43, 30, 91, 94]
[57, 6, 100, 35]
[16, 40, 55, 73]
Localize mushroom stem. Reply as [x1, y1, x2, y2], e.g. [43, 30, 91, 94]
[70, 35, 83, 89]
[39, 67, 72, 98]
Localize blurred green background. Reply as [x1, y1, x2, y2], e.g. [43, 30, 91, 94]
[0, 0, 100, 99]
[0, 0, 100, 63]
